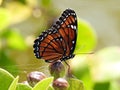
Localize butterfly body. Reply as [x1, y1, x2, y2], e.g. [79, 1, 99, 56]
[33, 9, 77, 63]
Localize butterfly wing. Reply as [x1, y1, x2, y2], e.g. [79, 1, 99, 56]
[33, 9, 77, 62]
[33, 30, 63, 62]
[59, 9, 77, 55]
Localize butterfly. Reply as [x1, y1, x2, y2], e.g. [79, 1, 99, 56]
[33, 8, 77, 63]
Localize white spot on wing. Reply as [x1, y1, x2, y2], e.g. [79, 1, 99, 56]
[36, 47, 39, 51]
[73, 26, 76, 30]
[64, 18, 66, 21]
[36, 41, 40, 45]
[40, 37, 44, 41]
[71, 47, 73, 50]
[75, 17, 77, 20]
[71, 25, 74, 29]
[72, 40, 75, 44]
[57, 25, 60, 29]
[48, 31, 52, 34]
[68, 25, 70, 27]
[44, 33, 47, 37]
[61, 22, 63, 24]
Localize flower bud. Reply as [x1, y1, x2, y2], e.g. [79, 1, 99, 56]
[49, 60, 65, 79]
[27, 71, 46, 87]
[53, 78, 69, 90]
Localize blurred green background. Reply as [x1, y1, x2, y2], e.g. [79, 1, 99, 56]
[0, 0, 120, 90]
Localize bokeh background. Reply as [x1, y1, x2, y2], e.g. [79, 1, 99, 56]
[0, 0, 120, 90]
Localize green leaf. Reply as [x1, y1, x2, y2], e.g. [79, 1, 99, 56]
[90, 46, 120, 82]
[16, 83, 32, 90]
[93, 82, 110, 90]
[0, 8, 10, 31]
[70, 55, 93, 90]
[6, 29, 27, 50]
[74, 18, 97, 54]
[0, 50, 19, 76]
[33, 77, 54, 90]
[9, 76, 19, 90]
[68, 78, 84, 90]
[110, 80, 120, 90]
[48, 85, 54, 90]
[0, 68, 14, 90]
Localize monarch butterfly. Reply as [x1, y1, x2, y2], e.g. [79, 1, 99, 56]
[33, 8, 77, 63]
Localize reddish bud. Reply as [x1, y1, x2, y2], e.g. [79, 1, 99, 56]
[49, 60, 65, 79]
[53, 78, 69, 90]
[27, 71, 46, 87]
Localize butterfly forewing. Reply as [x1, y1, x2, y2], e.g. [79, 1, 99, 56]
[33, 8, 77, 62]
[57, 9, 77, 56]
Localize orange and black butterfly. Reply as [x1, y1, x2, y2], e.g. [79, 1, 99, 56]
[33, 9, 77, 63]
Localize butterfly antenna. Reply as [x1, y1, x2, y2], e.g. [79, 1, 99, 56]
[78, 52, 94, 54]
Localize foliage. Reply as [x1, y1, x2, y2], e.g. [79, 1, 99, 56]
[0, 68, 14, 90]
[71, 47, 120, 90]
[0, 68, 54, 90]
[0, 67, 85, 90]
[32, 77, 53, 90]
[74, 18, 97, 54]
